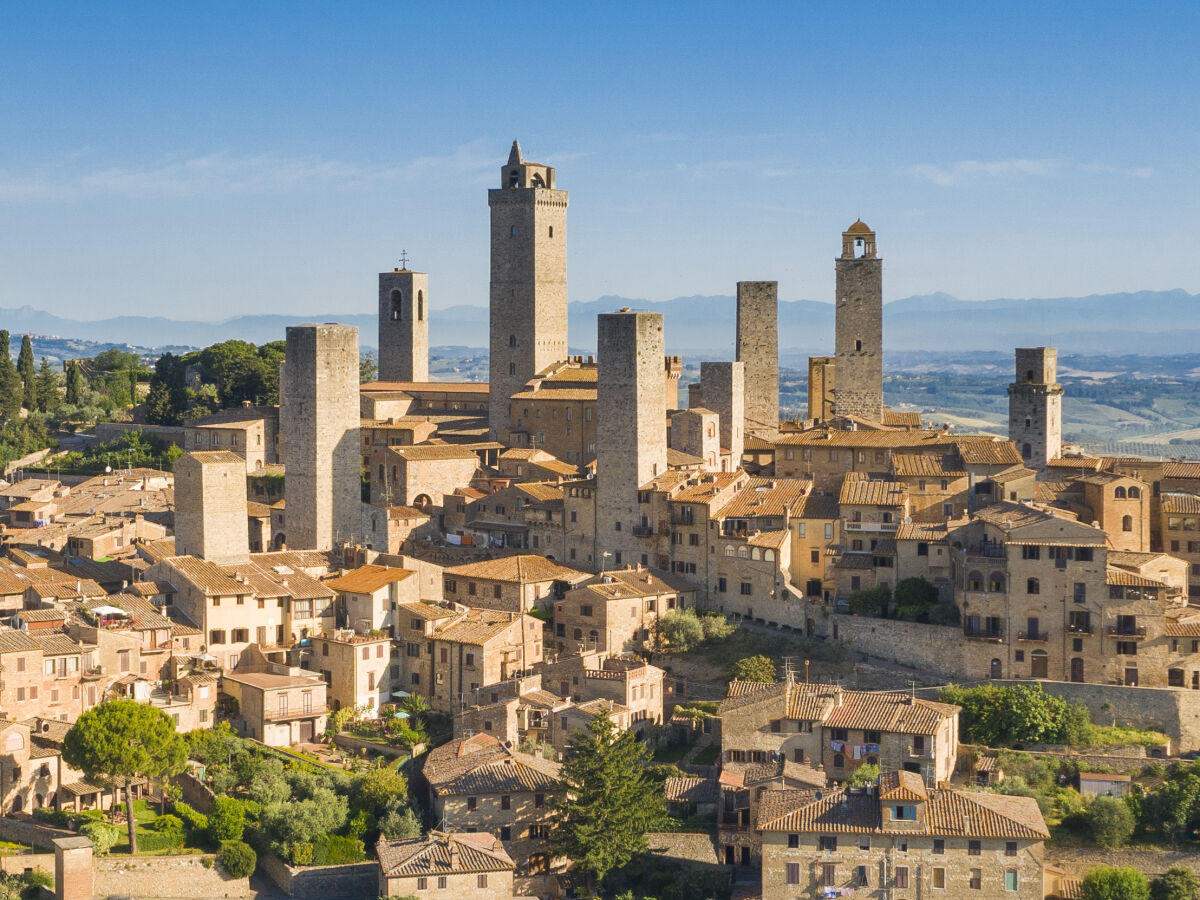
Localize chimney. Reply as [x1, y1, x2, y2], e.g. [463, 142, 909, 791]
[448, 841, 460, 870]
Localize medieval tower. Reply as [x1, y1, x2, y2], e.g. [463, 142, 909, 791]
[173, 450, 250, 564]
[488, 141, 568, 435]
[377, 266, 429, 382]
[1008, 347, 1063, 472]
[699, 360, 745, 469]
[735, 281, 779, 437]
[596, 310, 666, 568]
[281, 324, 362, 550]
[834, 220, 883, 422]
[807, 356, 835, 422]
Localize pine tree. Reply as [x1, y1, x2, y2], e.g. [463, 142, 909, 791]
[17, 335, 35, 411]
[549, 708, 668, 889]
[34, 358, 58, 413]
[65, 361, 82, 405]
[0, 331, 21, 422]
[145, 353, 188, 425]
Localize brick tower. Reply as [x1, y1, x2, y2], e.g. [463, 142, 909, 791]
[281, 324, 361, 550]
[488, 141, 568, 436]
[378, 266, 428, 382]
[1008, 347, 1063, 472]
[834, 220, 883, 422]
[735, 281, 779, 438]
[174, 450, 250, 563]
[596, 310, 666, 568]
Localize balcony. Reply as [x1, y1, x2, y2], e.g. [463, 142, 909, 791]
[843, 521, 897, 533]
[631, 525, 654, 538]
[1107, 625, 1148, 639]
[1067, 623, 1093, 634]
[1017, 630, 1049, 642]
[963, 626, 1004, 642]
[961, 545, 1006, 560]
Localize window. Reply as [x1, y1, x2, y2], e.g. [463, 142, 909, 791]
[1022, 545, 1040, 560]
[895, 866, 909, 888]
[740, 582, 752, 596]
[477, 874, 488, 889]
[933, 867, 946, 889]
[856, 866, 869, 887]
[417, 877, 427, 890]
[1027, 578, 1039, 595]
[970, 868, 982, 890]
[968, 840, 981, 855]
[893, 805, 915, 820]
[1005, 869, 1018, 891]
[833, 753, 844, 767]
[499, 825, 511, 840]
[787, 833, 799, 848]
[819, 835, 837, 852]
[786, 862, 800, 884]
[933, 838, 945, 854]
[857, 835, 870, 851]
[535, 792, 545, 808]
[501, 794, 510, 810]
[1005, 840, 1017, 857]
[821, 863, 836, 886]
[467, 796, 477, 811]
[210, 630, 226, 645]
[231, 628, 248, 643]
[277, 694, 287, 717]
[917, 542, 928, 556]
[438, 877, 447, 889]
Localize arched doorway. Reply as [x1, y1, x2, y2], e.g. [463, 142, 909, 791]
[1030, 650, 1049, 679]
[1070, 657, 1084, 683]
[990, 658, 1002, 679]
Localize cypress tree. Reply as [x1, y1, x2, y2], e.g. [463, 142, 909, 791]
[0, 331, 21, 421]
[34, 358, 58, 413]
[17, 335, 36, 411]
[65, 361, 82, 405]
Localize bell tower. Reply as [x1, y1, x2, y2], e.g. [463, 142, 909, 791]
[834, 219, 883, 422]
[488, 141, 569, 436]
[1008, 347, 1063, 473]
[378, 261, 428, 382]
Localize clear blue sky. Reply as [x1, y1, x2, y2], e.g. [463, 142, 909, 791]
[1, 2, 1197, 320]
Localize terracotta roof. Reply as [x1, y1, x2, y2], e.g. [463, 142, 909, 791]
[0, 630, 40, 653]
[1046, 456, 1104, 472]
[667, 448, 705, 468]
[715, 477, 810, 519]
[1163, 461, 1200, 480]
[391, 445, 481, 462]
[396, 601, 457, 621]
[1162, 493, 1200, 515]
[325, 564, 415, 594]
[721, 681, 958, 734]
[424, 735, 560, 795]
[891, 454, 965, 478]
[514, 482, 565, 503]
[794, 493, 840, 519]
[182, 450, 245, 465]
[1106, 567, 1167, 588]
[15, 608, 66, 622]
[840, 476, 907, 507]
[664, 776, 719, 804]
[31, 634, 87, 656]
[845, 219, 872, 234]
[362, 381, 489, 394]
[954, 440, 1023, 466]
[444, 555, 587, 584]
[571, 567, 695, 601]
[377, 831, 513, 878]
[160, 556, 247, 596]
[775, 428, 959, 449]
[758, 786, 1049, 839]
[882, 410, 922, 427]
[510, 387, 596, 401]
[433, 608, 527, 645]
[895, 522, 949, 541]
[989, 465, 1037, 483]
[879, 770, 927, 801]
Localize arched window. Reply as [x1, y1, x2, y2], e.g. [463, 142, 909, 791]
[725, 546, 735, 557]
[967, 571, 983, 591]
[1122, 515, 1133, 532]
[990, 658, 1002, 679]
[764, 549, 775, 562]
[573, 628, 582, 640]
[589, 630, 599, 645]
[1027, 578, 1040, 595]
[1025, 369, 1035, 383]
[751, 548, 761, 561]
[738, 547, 748, 559]
[1114, 486, 1126, 499]
[833, 754, 844, 768]
[509, 334, 517, 347]
[417, 290, 424, 321]
[989, 573, 1006, 593]
[1128, 486, 1141, 499]
[389, 289, 402, 321]
[1021, 443, 1032, 460]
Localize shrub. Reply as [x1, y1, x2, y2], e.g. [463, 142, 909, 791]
[846, 764, 880, 787]
[729, 655, 776, 683]
[136, 828, 184, 852]
[1081, 866, 1150, 900]
[218, 840, 257, 879]
[153, 814, 183, 835]
[312, 834, 366, 866]
[23, 869, 52, 890]
[288, 842, 314, 866]
[172, 801, 210, 835]
[1086, 796, 1135, 849]
[79, 821, 119, 856]
[1152, 867, 1200, 900]
[208, 796, 246, 842]
[847, 585, 890, 617]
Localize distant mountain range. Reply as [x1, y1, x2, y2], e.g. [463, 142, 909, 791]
[1, 289, 1196, 356]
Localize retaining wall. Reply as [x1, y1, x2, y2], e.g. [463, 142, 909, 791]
[94, 854, 254, 899]
[260, 853, 377, 900]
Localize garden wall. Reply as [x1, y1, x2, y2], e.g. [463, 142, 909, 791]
[0, 817, 72, 849]
[260, 853, 377, 900]
[0, 851, 54, 877]
[173, 772, 215, 812]
[832, 615, 992, 680]
[333, 734, 407, 759]
[94, 855, 254, 899]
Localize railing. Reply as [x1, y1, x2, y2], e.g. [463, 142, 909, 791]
[1017, 630, 1049, 642]
[631, 525, 654, 538]
[961, 545, 1006, 559]
[1067, 623, 1093, 634]
[963, 626, 1004, 642]
[1107, 625, 1148, 638]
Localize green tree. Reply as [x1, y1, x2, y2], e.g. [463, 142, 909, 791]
[80, 820, 120, 856]
[1086, 796, 1134, 849]
[65, 361, 83, 405]
[1080, 866, 1150, 900]
[352, 766, 409, 820]
[208, 795, 247, 842]
[360, 351, 378, 383]
[1152, 867, 1200, 900]
[656, 609, 705, 652]
[35, 358, 58, 413]
[259, 788, 348, 852]
[17, 335, 35, 411]
[145, 352, 189, 425]
[62, 700, 187, 854]
[729, 655, 776, 683]
[697, 611, 735, 641]
[549, 709, 668, 889]
[846, 763, 881, 787]
[218, 840, 257, 878]
[0, 331, 21, 422]
[847, 585, 890, 617]
[92, 348, 140, 371]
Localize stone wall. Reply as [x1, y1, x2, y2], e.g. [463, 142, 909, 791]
[174, 772, 214, 812]
[0, 851, 53, 877]
[94, 855, 253, 899]
[735, 281, 778, 437]
[0, 816, 73, 848]
[92, 422, 186, 448]
[260, 853, 378, 900]
[831, 614, 994, 680]
[377, 269, 429, 383]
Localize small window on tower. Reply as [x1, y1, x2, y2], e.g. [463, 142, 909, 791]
[509, 363, 516, 376]
[509, 334, 517, 347]
[390, 289, 402, 321]
[549, 226, 554, 237]
[855, 339, 863, 351]
[510, 225, 518, 237]
[418, 290, 424, 321]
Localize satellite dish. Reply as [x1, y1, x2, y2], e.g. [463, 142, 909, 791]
[105, 466, 112, 474]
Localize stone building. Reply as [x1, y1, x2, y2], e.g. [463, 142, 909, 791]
[553, 566, 696, 654]
[442, 554, 587, 614]
[324, 563, 419, 634]
[220, 646, 327, 745]
[420, 733, 562, 895]
[699, 361, 745, 469]
[736, 281, 779, 438]
[757, 772, 1048, 899]
[183, 405, 280, 472]
[669, 408, 721, 472]
[309, 630, 394, 716]
[376, 831, 515, 900]
[377, 266, 429, 382]
[1161, 491, 1200, 600]
[369, 444, 480, 510]
[807, 356, 835, 422]
[1008, 347, 1063, 472]
[281, 324, 361, 550]
[173, 451, 250, 564]
[596, 310, 667, 568]
[834, 220, 883, 422]
[488, 141, 568, 433]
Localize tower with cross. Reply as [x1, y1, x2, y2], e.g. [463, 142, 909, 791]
[377, 250, 429, 382]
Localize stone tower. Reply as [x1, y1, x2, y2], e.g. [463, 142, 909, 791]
[699, 361, 745, 470]
[282, 324, 361, 550]
[1008, 347, 1063, 472]
[735, 281, 779, 437]
[488, 141, 568, 435]
[808, 356, 836, 422]
[596, 310, 666, 568]
[378, 267, 428, 382]
[174, 451, 249, 563]
[834, 220, 883, 422]
[670, 408, 720, 471]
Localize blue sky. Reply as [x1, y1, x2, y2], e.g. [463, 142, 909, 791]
[1, 2, 1197, 320]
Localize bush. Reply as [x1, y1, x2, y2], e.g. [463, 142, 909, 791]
[729, 655, 776, 683]
[136, 828, 184, 852]
[846, 764, 880, 787]
[312, 833, 366, 866]
[1152, 867, 1200, 900]
[208, 795, 246, 842]
[172, 800, 210, 835]
[1081, 866, 1149, 900]
[79, 821, 119, 856]
[847, 585, 890, 617]
[153, 814, 183, 835]
[288, 842, 314, 866]
[218, 840, 257, 878]
[1087, 796, 1134, 849]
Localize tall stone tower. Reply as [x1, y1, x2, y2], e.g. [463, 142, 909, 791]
[834, 220, 883, 422]
[1008, 347, 1063, 472]
[282, 324, 361, 550]
[597, 310, 666, 568]
[378, 267, 428, 382]
[699, 361, 745, 469]
[174, 451, 250, 563]
[808, 356, 836, 422]
[735, 281, 779, 437]
[488, 141, 568, 435]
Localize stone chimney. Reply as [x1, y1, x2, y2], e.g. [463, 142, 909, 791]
[53, 835, 93, 900]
